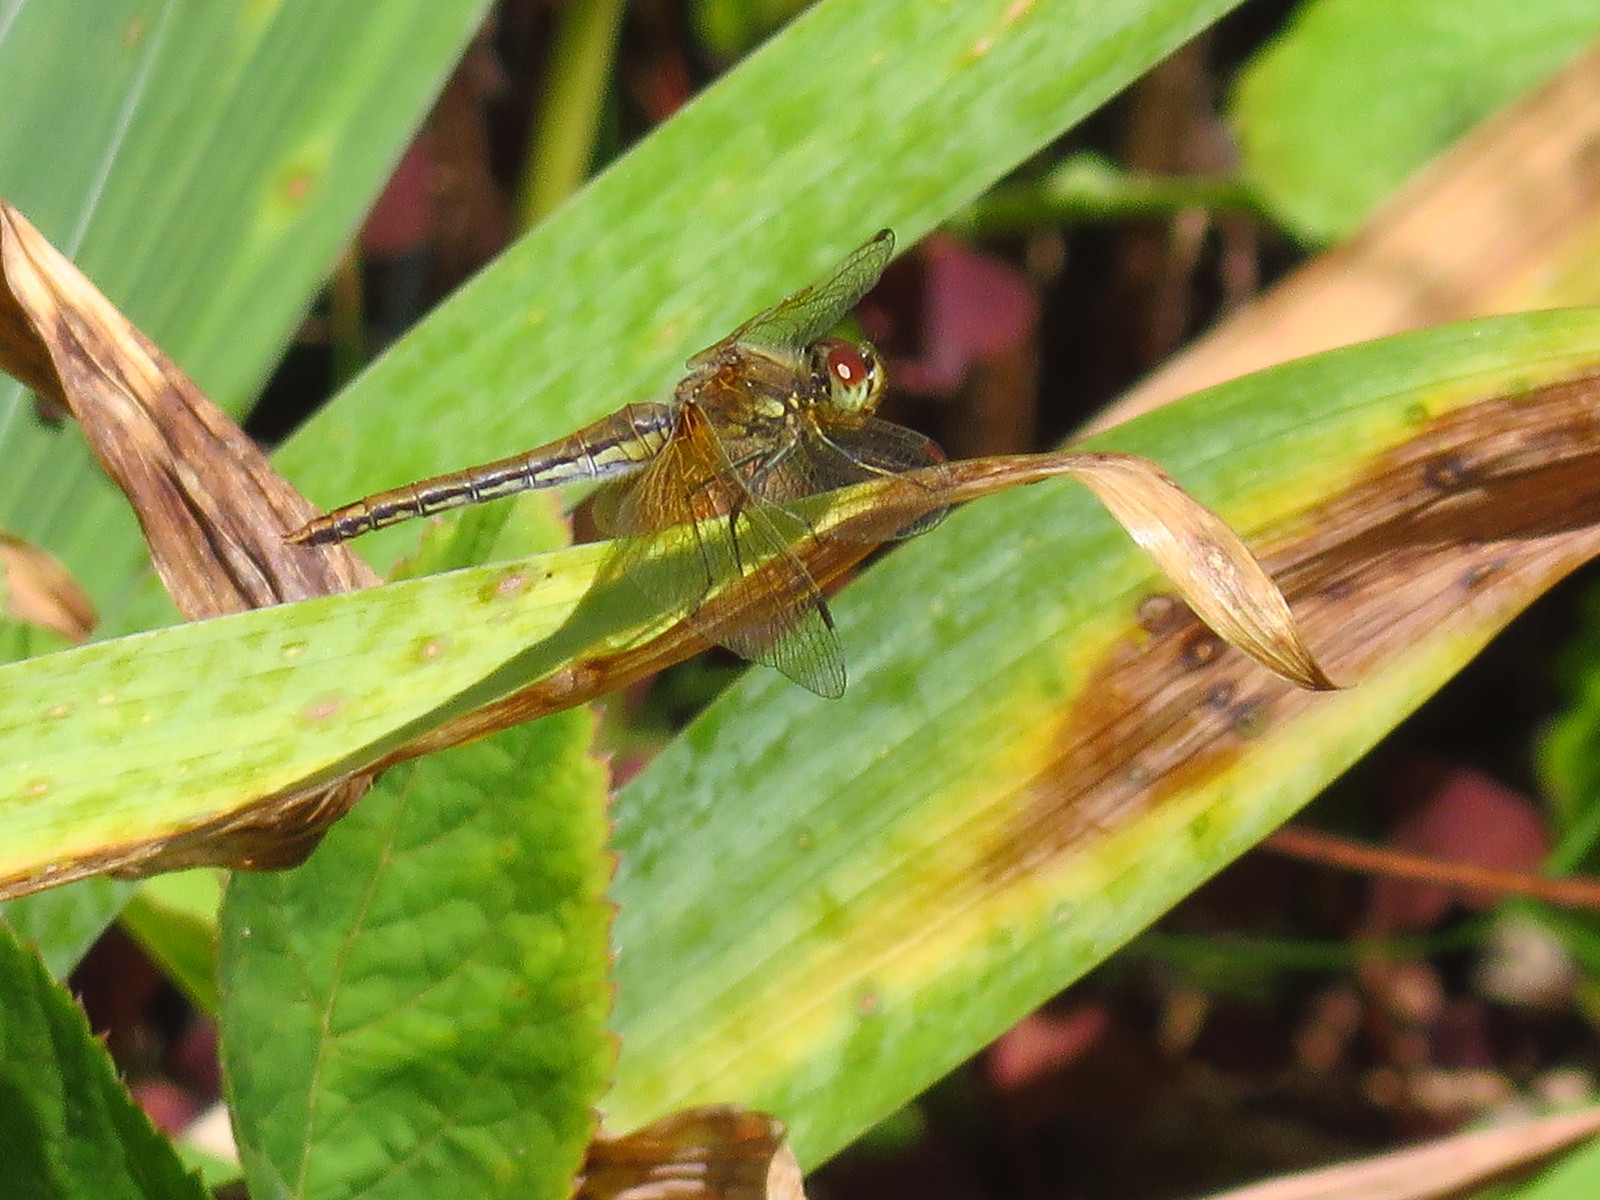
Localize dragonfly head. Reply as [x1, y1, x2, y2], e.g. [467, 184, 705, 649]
[810, 336, 884, 415]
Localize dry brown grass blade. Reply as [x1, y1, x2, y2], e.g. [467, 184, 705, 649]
[0, 531, 96, 642]
[580, 1106, 805, 1200]
[1265, 825, 1600, 911]
[1091, 42, 1600, 432]
[0, 200, 376, 615]
[1197, 1104, 1600, 1200]
[1058, 453, 1335, 690]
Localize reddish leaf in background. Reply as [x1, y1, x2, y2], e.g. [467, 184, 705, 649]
[886, 236, 1038, 396]
[361, 136, 435, 258]
[988, 1005, 1111, 1092]
[1365, 763, 1552, 934]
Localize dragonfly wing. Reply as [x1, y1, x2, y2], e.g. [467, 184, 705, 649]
[697, 231, 895, 361]
[605, 405, 846, 698]
[713, 495, 847, 699]
[753, 415, 953, 543]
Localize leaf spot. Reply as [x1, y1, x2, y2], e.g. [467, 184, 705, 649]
[302, 694, 344, 723]
[1180, 629, 1224, 670]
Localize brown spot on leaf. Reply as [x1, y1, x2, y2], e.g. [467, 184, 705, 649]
[281, 170, 315, 206]
[1181, 628, 1224, 669]
[302, 695, 344, 723]
[974, 370, 1600, 884]
[1136, 592, 1183, 635]
[1422, 453, 1476, 492]
[493, 570, 530, 599]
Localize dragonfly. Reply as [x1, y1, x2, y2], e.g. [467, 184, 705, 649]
[287, 230, 949, 697]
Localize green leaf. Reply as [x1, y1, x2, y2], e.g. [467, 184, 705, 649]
[119, 871, 225, 1015]
[1537, 587, 1600, 872]
[1504, 1135, 1600, 1200]
[0, 879, 131, 979]
[690, 0, 810, 61]
[0, 920, 208, 1200]
[599, 310, 1600, 1163]
[0, 0, 491, 624]
[1232, 0, 1600, 242]
[273, 0, 1248, 564]
[219, 704, 613, 1200]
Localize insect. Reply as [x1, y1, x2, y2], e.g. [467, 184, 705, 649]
[288, 230, 948, 696]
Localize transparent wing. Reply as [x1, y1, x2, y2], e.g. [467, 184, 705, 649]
[749, 415, 953, 543]
[696, 230, 895, 361]
[601, 404, 846, 698]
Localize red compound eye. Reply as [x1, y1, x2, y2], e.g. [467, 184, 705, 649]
[825, 341, 870, 386]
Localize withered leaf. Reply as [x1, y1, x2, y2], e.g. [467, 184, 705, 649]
[1196, 1103, 1600, 1200]
[580, 1107, 805, 1200]
[0, 531, 96, 643]
[0, 199, 375, 616]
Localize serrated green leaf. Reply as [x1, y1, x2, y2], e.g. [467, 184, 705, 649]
[219, 705, 613, 1200]
[0, 921, 209, 1200]
[1232, 0, 1600, 242]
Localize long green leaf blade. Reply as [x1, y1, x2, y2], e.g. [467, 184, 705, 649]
[274, 0, 1247, 550]
[0, 0, 490, 621]
[600, 310, 1600, 1161]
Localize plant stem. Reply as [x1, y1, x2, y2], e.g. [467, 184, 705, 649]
[518, 0, 627, 229]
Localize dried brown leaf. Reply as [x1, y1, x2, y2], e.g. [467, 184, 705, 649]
[0, 531, 96, 642]
[1095, 42, 1600, 431]
[1060, 453, 1335, 690]
[832, 453, 1334, 690]
[0, 199, 376, 616]
[1197, 1104, 1600, 1200]
[580, 1107, 805, 1200]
